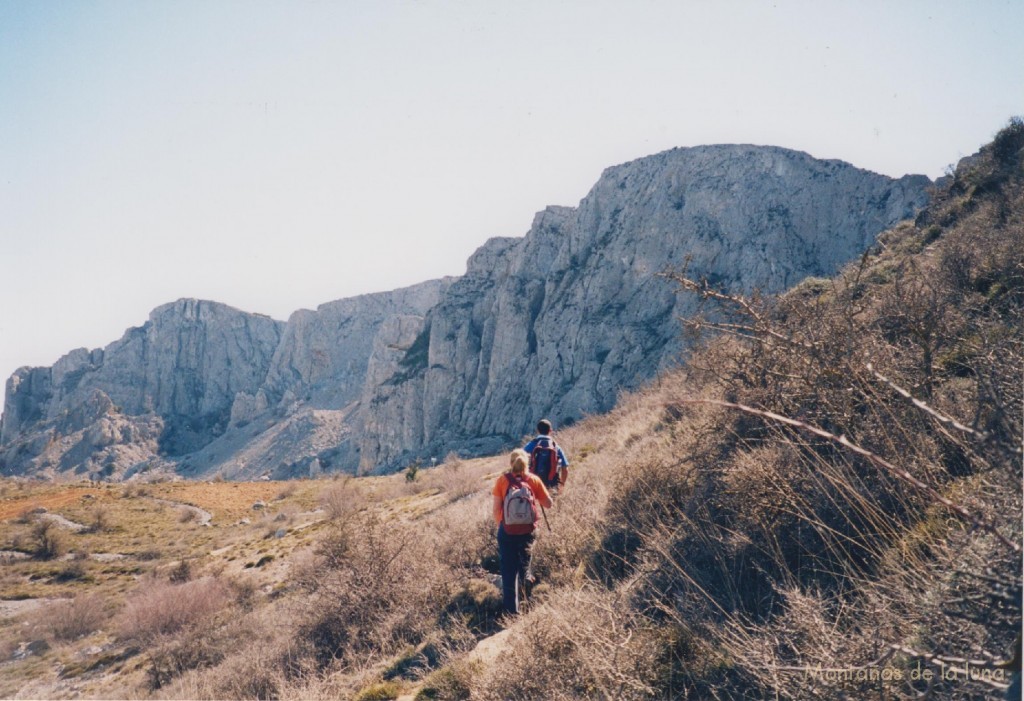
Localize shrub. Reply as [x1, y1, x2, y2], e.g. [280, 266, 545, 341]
[275, 482, 298, 500]
[117, 576, 231, 641]
[415, 660, 479, 700]
[88, 506, 113, 533]
[297, 513, 447, 670]
[135, 548, 163, 561]
[168, 558, 194, 583]
[353, 681, 402, 701]
[35, 594, 109, 642]
[319, 475, 360, 522]
[186, 609, 295, 700]
[476, 587, 663, 701]
[439, 459, 480, 502]
[53, 552, 90, 583]
[31, 519, 69, 559]
[992, 115, 1024, 167]
[146, 629, 228, 690]
[406, 461, 421, 483]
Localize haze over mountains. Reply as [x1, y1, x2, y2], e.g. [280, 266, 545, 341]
[0, 144, 932, 481]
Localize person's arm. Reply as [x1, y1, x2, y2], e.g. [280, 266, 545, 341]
[530, 475, 553, 509]
[492, 494, 503, 524]
[487, 474, 503, 519]
[557, 447, 569, 485]
[487, 474, 503, 523]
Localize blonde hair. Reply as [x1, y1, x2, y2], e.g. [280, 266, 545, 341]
[509, 449, 529, 475]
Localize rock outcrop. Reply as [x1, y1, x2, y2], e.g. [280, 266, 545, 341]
[0, 144, 932, 480]
[0, 284, 449, 480]
[1, 300, 283, 478]
[236, 279, 451, 419]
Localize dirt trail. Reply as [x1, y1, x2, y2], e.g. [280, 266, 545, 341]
[395, 627, 514, 701]
[149, 498, 213, 526]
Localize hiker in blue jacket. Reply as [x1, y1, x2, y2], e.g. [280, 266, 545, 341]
[524, 419, 569, 493]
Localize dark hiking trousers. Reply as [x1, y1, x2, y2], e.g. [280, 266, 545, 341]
[497, 524, 535, 614]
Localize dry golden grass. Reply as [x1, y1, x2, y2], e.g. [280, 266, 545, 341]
[146, 480, 320, 520]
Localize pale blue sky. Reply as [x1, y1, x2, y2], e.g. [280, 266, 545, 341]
[1, 0, 1022, 388]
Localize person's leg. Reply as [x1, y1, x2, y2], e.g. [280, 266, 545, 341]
[520, 533, 536, 592]
[497, 526, 519, 614]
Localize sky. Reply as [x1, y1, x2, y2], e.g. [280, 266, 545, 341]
[1, 0, 1022, 391]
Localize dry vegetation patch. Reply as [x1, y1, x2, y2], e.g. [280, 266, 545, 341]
[147, 480, 319, 521]
[0, 483, 106, 521]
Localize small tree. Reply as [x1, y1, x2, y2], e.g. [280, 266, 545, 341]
[32, 519, 69, 559]
[405, 460, 421, 483]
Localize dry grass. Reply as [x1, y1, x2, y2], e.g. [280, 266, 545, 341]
[146, 480, 320, 520]
[0, 483, 104, 521]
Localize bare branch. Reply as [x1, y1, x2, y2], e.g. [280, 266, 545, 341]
[663, 272, 815, 350]
[867, 363, 987, 440]
[680, 398, 1021, 554]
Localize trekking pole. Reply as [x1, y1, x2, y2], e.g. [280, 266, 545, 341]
[540, 504, 552, 532]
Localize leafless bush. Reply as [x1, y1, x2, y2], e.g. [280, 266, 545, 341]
[625, 172, 1023, 697]
[31, 519, 69, 559]
[117, 576, 231, 642]
[275, 481, 298, 500]
[136, 548, 164, 561]
[147, 627, 228, 691]
[416, 658, 479, 701]
[168, 558, 193, 583]
[88, 505, 114, 533]
[319, 475, 361, 522]
[439, 458, 481, 502]
[227, 575, 260, 611]
[54, 551, 90, 582]
[432, 507, 495, 571]
[159, 608, 297, 700]
[296, 512, 450, 671]
[34, 594, 110, 643]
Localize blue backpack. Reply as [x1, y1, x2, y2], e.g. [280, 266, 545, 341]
[530, 436, 560, 486]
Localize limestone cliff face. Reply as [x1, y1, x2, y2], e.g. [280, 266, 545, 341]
[0, 144, 932, 480]
[0, 300, 283, 477]
[0, 284, 450, 480]
[238, 279, 451, 417]
[353, 145, 932, 470]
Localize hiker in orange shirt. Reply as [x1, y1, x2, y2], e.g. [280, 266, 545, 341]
[492, 449, 552, 615]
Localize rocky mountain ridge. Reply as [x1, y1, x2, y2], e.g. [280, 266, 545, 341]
[0, 144, 932, 480]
